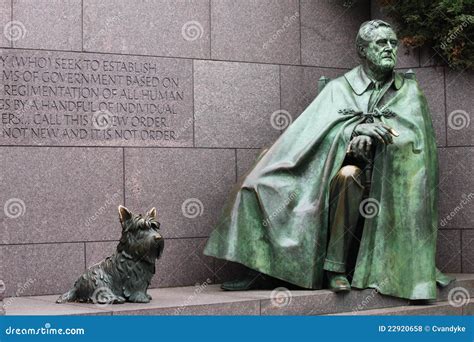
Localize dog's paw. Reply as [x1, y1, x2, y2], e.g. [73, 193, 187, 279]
[56, 289, 76, 304]
[146, 293, 152, 300]
[114, 296, 126, 304]
[128, 292, 151, 303]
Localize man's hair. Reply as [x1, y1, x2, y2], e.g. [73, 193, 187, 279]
[356, 20, 393, 58]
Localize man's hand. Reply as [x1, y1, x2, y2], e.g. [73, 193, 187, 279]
[348, 135, 373, 163]
[354, 123, 395, 145]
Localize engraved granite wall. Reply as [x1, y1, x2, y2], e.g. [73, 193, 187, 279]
[0, 0, 471, 300]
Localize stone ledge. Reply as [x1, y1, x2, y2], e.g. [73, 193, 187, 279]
[327, 299, 473, 316]
[3, 274, 472, 316]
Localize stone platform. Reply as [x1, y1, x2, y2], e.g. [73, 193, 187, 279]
[3, 274, 473, 316]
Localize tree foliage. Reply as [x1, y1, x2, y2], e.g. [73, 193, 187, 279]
[378, 0, 474, 70]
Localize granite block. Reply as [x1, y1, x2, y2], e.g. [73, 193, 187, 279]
[4, 275, 471, 315]
[462, 230, 474, 273]
[445, 70, 474, 146]
[301, 0, 370, 68]
[395, 47, 420, 69]
[125, 147, 235, 238]
[0, 49, 194, 147]
[0, 0, 12, 48]
[378, 303, 461, 316]
[113, 300, 260, 316]
[194, 60, 280, 148]
[84, 0, 210, 59]
[0, 147, 123, 244]
[436, 229, 461, 273]
[12, 0, 81, 50]
[409, 67, 446, 146]
[438, 148, 474, 229]
[420, 46, 444, 68]
[211, 0, 300, 64]
[0, 248, 4, 298]
[343, 288, 408, 314]
[280, 65, 345, 121]
[437, 273, 474, 301]
[85, 241, 117, 268]
[463, 299, 474, 315]
[330, 302, 462, 315]
[5, 296, 111, 316]
[0, 246, 4, 315]
[1, 243, 84, 297]
[101, 285, 260, 315]
[260, 289, 344, 315]
[150, 238, 214, 288]
[236, 148, 263, 180]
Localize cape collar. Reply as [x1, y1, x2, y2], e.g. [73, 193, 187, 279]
[344, 65, 404, 95]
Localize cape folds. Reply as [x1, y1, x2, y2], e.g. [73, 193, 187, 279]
[204, 65, 451, 300]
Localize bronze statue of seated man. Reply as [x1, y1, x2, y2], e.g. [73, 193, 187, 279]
[204, 20, 452, 300]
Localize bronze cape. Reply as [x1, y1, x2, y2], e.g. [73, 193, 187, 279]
[204, 66, 451, 300]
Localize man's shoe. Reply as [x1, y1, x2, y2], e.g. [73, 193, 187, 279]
[327, 272, 351, 292]
[221, 277, 260, 291]
[221, 269, 269, 291]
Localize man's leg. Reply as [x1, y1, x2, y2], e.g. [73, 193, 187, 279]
[324, 165, 365, 292]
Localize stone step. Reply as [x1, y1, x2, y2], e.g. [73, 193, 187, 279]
[3, 274, 473, 316]
[327, 299, 474, 316]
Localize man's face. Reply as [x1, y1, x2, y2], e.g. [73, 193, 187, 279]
[364, 26, 398, 74]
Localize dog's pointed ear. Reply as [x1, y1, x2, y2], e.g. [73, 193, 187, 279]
[147, 207, 157, 219]
[118, 205, 132, 224]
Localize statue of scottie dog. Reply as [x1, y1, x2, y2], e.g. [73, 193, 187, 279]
[57, 206, 164, 304]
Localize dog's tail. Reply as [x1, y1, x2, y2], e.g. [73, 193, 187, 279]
[56, 288, 77, 304]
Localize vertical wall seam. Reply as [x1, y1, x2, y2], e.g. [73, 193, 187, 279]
[209, 0, 212, 59]
[81, 0, 84, 52]
[443, 66, 448, 147]
[10, 0, 13, 48]
[122, 147, 126, 206]
[418, 47, 421, 67]
[192, 60, 196, 147]
[234, 149, 238, 183]
[278, 64, 283, 136]
[83, 242, 87, 270]
[298, 0, 302, 65]
[460, 229, 463, 273]
[212, 258, 217, 284]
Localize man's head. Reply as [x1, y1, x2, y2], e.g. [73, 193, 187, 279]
[356, 20, 398, 75]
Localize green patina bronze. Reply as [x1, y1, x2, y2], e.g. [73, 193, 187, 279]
[204, 20, 453, 300]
